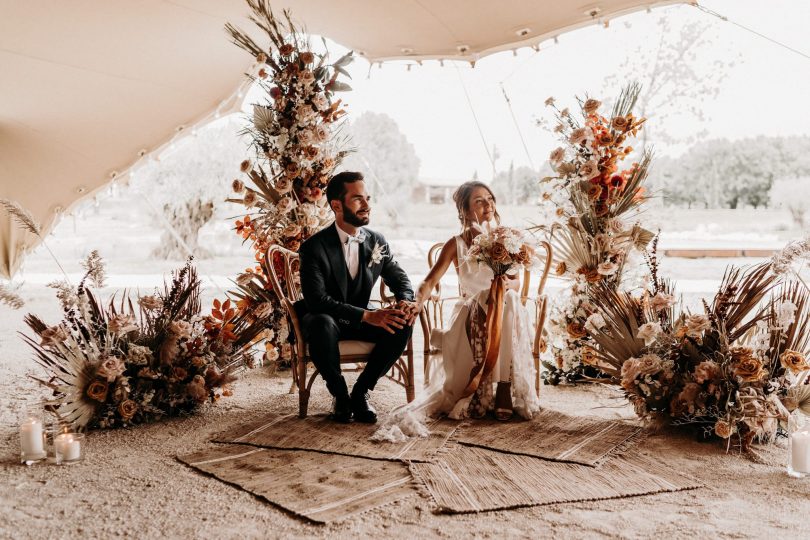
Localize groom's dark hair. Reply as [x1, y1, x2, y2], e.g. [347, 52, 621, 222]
[326, 171, 365, 204]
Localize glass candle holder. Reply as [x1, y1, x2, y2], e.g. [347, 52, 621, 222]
[19, 406, 47, 465]
[53, 429, 84, 465]
[788, 410, 810, 478]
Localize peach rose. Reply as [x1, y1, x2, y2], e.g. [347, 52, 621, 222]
[567, 322, 587, 339]
[86, 380, 109, 402]
[731, 347, 767, 382]
[583, 98, 601, 115]
[118, 399, 138, 421]
[780, 349, 809, 374]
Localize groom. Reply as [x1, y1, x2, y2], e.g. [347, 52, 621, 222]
[297, 171, 417, 423]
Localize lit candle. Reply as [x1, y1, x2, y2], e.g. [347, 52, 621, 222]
[791, 430, 810, 474]
[20, 418, 45, 458]
[55, 433, 81, 462]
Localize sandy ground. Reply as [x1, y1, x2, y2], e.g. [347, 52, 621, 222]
[2, 284, 810, 540]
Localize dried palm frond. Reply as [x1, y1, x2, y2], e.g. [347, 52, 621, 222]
[0, 198, 41, 235]
[788, 385, 810, 415]
[551, 224, 599, 273]
[711, 262, 776, 341]
[22, 315, 101, 429]
[586, 283, 647, 377]
[766, 281, 810, 370]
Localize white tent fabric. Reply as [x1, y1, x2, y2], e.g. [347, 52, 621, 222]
[0, 0, 682, 279]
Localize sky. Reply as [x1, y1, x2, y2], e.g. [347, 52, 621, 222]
[282, 0, 810, 183]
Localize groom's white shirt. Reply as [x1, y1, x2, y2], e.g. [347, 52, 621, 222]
[335, 223, 361, 279]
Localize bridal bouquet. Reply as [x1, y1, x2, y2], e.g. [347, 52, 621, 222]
[217, 1, 353, 367]
[24, 257, 259, 430]
[538, 83, 654, 385]
[465, 225, 536, 276]
[587, 249, 810, 450]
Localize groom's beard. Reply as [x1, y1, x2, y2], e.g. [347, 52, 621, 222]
[342, 205, 370, 226]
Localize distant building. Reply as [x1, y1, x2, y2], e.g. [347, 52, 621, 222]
[413, 177, 463, 204]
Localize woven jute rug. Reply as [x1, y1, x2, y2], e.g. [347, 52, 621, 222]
[454, 409, 643, 467]
[410, 445, 702, 514]
[179, 444, 418, 523]
[213, 413, 458, 462]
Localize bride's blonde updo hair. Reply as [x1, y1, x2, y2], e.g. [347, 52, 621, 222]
[452, 181, 501, 230]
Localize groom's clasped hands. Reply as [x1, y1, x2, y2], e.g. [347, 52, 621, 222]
[362, 300, 420, 334]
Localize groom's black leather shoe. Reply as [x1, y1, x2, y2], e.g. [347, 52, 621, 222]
[331, 395, 352, 423]
[350, 390, 377, 423]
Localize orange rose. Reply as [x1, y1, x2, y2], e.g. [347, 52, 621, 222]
[489, 243, 511, 264]
[566, 322, 587, 339]
[612, 116, 629, 130]
[780, 349, 809, 374]
[118, 399, 138, 421]
[581, 346, 598, 365]
[299, 51, 315, 64]
[731, 347, 767, 382]
[86, 380, 109, 402]
[586, 184, 602, 201]
[279, 43, 294, 56]
[584, 268, 603, 283]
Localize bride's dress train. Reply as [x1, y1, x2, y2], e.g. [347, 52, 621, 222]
[373, 235, 540, 441]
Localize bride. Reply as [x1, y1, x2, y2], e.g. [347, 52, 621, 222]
[375, 181, 540, 439]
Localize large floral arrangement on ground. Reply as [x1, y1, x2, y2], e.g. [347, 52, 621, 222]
[24, 257, 257, 430]
[538, 83, 654, 385]
[215, 1, 353, 367]
[587, 247, 810, 450]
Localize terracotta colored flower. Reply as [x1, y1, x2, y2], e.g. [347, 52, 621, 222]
[86, 380, 109, 402]
[612, 116, 629, 130]
[279, 43, 294, 56]
[256, 53, 267, 64]
[714, 419, 732, 439]
[232, 179, 245, 193]
[300, 51, 315, 64]
[284, 162, 299, 176]
[269, 86, 282, 100]
[583, 98, 601, 115]
[587, 184, 603, 201]
[780, 349, 809, 374]
[584, 268, 602, 283]
[598, 133, 613, 146]
[258, 68, 268, 79]
[240, 160, 252, 173]
[693, 360, 720, 384]
[118, 399, 138, 421]
[489, 243, 510, 264]
[555, 261, 567, 276]
[581, 346, 598, 366]
[731, 347, 767, 382]
[173, 367, 188, 381]
[566, 322, 587, 339]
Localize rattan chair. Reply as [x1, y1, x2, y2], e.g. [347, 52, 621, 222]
[266, 245, 416, 418]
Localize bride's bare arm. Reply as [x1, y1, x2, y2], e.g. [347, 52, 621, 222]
[415, 239, 457, 306]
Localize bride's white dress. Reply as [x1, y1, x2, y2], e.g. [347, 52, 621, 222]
[373, 234, 540, 441]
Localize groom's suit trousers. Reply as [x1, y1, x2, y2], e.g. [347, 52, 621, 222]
[302, 312, 412, 398]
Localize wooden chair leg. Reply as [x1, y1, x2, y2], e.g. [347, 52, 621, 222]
[534, 355, 541, 397]
[406, 344, 415, 403]
[298, 359, 309, 418]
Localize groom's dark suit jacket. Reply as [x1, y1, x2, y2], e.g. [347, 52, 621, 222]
[296, 222, 414, 329]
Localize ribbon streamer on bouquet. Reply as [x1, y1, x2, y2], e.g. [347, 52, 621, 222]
[461, 273, 505, 396]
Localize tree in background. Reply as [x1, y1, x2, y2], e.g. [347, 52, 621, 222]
[603, 14, 737, 147]
[491, 161, 553, 205]
[769, 177, 810, 229]
[131, 117, 247, 259]
[654, 136, 810, 209]
[341, 111, 420, 229]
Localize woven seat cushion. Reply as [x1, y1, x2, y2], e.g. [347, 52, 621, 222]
[304, 340, 375, 358]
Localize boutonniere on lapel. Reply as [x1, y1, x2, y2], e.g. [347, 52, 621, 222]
[368, 241, 389, 267]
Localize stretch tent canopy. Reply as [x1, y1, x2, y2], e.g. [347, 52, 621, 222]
[0, 0, 682, 279]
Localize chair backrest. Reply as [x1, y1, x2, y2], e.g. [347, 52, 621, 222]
[534, 240, 553, 298]
[265, 245, 306, 351]
[427, 242, 447, 296]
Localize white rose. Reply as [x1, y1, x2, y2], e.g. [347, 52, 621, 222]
[306, 215, 320, 228]
[637, 322, 662, 346]
[585, 313, 606, 333]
